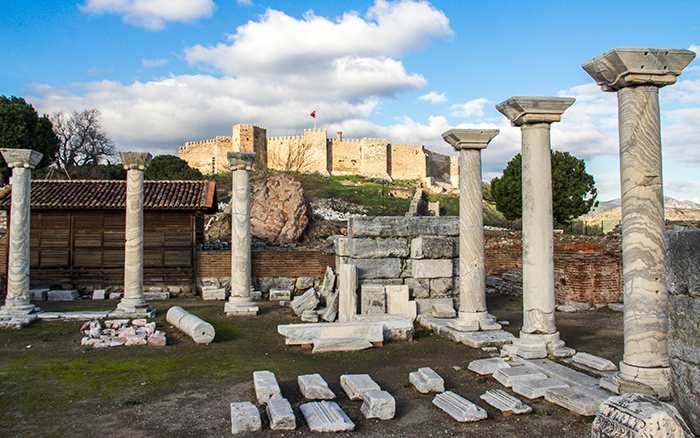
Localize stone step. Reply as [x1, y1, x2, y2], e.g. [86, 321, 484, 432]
[520, 358, 600, 388]
[512, 377, 570, 400]
[432, 391, 488, 422]
[300, 401, 355, 433]
[492, 366, 547, 388]
[230, 402, 261, 434]
[480, 389, 532, 415]
[361, 390, 395, 420]
[409, 367, 444, 394]
[266, 398, 296, 430]
[253, 370, 282, 405]
[298, 374, 336, 400]
[340, 374, 381, 400]
[467, 357, 511, 375]
[545, 386, 613, 416]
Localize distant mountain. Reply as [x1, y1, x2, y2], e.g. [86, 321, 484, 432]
[586, 197, 700, 216]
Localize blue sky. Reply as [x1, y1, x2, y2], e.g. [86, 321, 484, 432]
[2, 0, 699, 202]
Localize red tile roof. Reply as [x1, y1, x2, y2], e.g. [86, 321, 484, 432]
[0, 180, 218, 211]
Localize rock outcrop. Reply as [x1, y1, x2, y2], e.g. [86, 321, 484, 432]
[251, 173, 308, 243]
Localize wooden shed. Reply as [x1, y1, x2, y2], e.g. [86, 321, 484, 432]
[0, 179, 217, 291]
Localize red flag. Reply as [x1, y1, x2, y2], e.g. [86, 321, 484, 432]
[310, 111, 316, 118]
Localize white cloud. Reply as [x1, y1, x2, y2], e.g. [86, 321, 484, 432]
[142, 58, 168, 67]
[449, 98, 488, 118]
[80, 0, 216, 30]
[419, 91, 447, 104]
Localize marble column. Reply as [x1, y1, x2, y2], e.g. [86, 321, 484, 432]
[441, 129, 501, 332]
[496, 97, 575, 359]
[0, 149, 43, 318]
[224, 152, 259, 316]
[583, 47, 695, 398]
[113, 152, 155, 318]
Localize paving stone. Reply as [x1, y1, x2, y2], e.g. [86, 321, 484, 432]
[47, 290, 79, 301]
[512, 377, 570, 399]
[37, 311, 112, 321]
[571, 352, 617, 372]
[266, 398, 295, 430]
[545, 386, 613, 416]
[253, 370, 282, 405]
[298, 374, 335, 400]
[361, 390, 395, 420]
[432, 391, 488, 422]
[467, 358, 511, 375]
[291, 288, 319, 316]
[361, 284, 386, 315]
[230, 402, 261, 434]
[492, 366, 547, 388]
[340, 374, 381, 400]
[312, 337, 373, 353]
[300, 401, 355, 433]
[521, 358, 600, 388]
[432, 302, 456, 318]
[269, 288, 292, 301]
[480, 389, 532, 415]
[409, 367, 444, 393]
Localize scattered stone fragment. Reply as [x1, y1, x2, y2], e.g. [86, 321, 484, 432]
[298, 374, 335, 400]
[105, 319, 129, 328]
[132, 319, 147, 327]
[468, 358, 511, 375]
[545, 386, 613, 416]
[340, 374, 381, 400]
[253, 370, 282, 405]
[201, 286, 226, 301]
[409, 367, 444, 393]
[301, 309, 319, 323]
[47, 290, 79, 301]
[571, 352, 617, 372]
[480, 390, 532, 415]
[166, 306, 215, 344]
[148, 332, 167, 346]
[318, 266, 337, 302]
[279, 300, 291, 307]
[230, 401, 261, 434]
[291, 288, 319, 316]
[607, 303, 624, 312]
[482, 346, 499, 353]
[512, 377, 569, 399]
[313, 337, 372, 353]
[109, 292, 123, 300]
[300, 401, 355, 433]
[266, 398, 295, 430]
[556, 305, 576, 312]
[250, 290, 262, 300]
[498, 320, 510, 325]
[321, 292, 339, 322]
[492, 366, 547, 388]
[143, 291, 170, 300]
[361, 390, 395, 420]
[269, 289, 292, 301]
[432, 391, 488, 422]
[432, 302, 456, 318]
[29, 289, 49, 301]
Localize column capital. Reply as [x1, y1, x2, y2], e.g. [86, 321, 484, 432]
[228, 152, 256, 171]
[120, 152, 152, 171]
[583, 47, 695, 92]
[496, 97, 575, 126]
[441, 129, 499, 151]
[0, 149, 43, 169]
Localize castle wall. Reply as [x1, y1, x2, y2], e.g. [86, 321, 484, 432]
[267, 129, 329, 175]
[330, 139, 362, 175]
[425, 149, 452, 184]
[361, 139, 391, 180]
[389, 143, 427, 180]
[232, 125, 267, 170]
[179, 136, 233, 174]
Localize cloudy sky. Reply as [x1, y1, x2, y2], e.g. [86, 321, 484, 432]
[2, 0, 699, 202]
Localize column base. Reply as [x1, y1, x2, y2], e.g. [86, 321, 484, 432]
[447, 311, 502, 332]
[0, 298, 40, 316]
[600, 363, 672, 400]
[502, 331, 575, 359]
[113, 297, 155, 318]
[225, 297, 258, 316]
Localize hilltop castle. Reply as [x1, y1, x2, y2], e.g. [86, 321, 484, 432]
[179, 124, 459, 186]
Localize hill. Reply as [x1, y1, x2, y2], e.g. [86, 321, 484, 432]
[587, 197, 700, 216]
[584, 206, 700, 233]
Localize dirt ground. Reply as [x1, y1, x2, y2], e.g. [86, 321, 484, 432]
[0, 294, 624, 438]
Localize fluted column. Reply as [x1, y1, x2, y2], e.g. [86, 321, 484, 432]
[441, 129, 501, 332]
[224, 152, 258, 316]
[0, 149, 42, 318]
[496, 97, 575, 359]
[114, 152, 155, 318]
[583, 47, 695, 398]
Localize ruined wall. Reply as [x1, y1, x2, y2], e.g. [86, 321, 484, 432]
[179, 136, 233, 174]
[232, 124, 267, 170]
[425, 149, 453, 184]
[361, 139, 391, 180]
[389, 144, 427, 180]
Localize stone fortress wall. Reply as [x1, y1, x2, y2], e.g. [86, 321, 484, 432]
[179, 124, 459, 185]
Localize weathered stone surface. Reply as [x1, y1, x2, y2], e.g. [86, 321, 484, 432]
[346, 258, 402, 279]
[385, 285, 416, 320]
[492, 366, 547, 388]
[300, 401, 355, 433]
[301, 309, 319, 322]
[91, 289, 107, 300]
[253, 370, 282, 405]
[298, 374, 335, 400]
[295, 276, 316, 291]
[405, 278, 430, 299]
[348, 238, 409, 259]
[415, 298, 453, 315]
[278, 322, 384, 345]
[312, 337, 373, 353]
[410, 237, 456, 259]
[572, 352, 617, 372]
[544, 386, 612, 416]
[521, 358, 599, 388]
[512, 377, 569, 399]
[591, 392, 694, 438]
[269, 288, 292, 301]
[266, 398, 295, 430]
[341, 374, 381, 400]
[338, 264, 358, 322]
[349, 216, 459, 238]
[361, 390, 395, 420]
[412, 259, 453, 279]
[30, 289, 49, 301]
[250, 172, 308, 243]
[166, 306, 215, 344]
[467, 358, 510, 376]
[47, 290, 79, 301]
[321, 292, 339, 322]
[318, 266, 336, 302]
[230, 402, 261, 434]
[418, 316, 515, 348]
[432, 302, 456, 318]
[480, 390, 531, 415]
[202, 286, 226, 301]
[352, 315, 414, 341]
[432, 391, 487, 422]
[291, 288, 319, 316]
[361, 284, 386, 314]
[430, 278, 453, 297]
[409, 367, 444, 393]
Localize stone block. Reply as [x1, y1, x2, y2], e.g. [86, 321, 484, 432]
[30, 289, 48, 301]
[250, 290, 262, 300]
[480, 390, 531, 415]
[512, 377, 569, 399]
[521, 358, 600, 388]
[432, 391, 487, 422]
[591, 393, 694, 438]
[361, 390, 395, 420]
[300, 401, 354, 433]
[291, 288, 319, 316]
[230, 402, 261, 434]
[467, 358, 511, 375]
[298, 374, 335, 400]
[666, 230, 700, 297]
[269, 288, 292, 301]
[572, 352, 617, 372]
[47, 290, 79, 301]
[353, 315, 414, 341]
[202, 286, 226, 300]
[409, 367, 444, 393]
[295, 277, 316, 291]
[313, 337, 373, 353]
[277, 322, 384, 345]
[301, 309, 319, 322]
[492, 366, 547, 388]
[405, 278, 430, 299]
[432, 301, 456, 318]
[109, 292, 123, 300]
[338, 264, 358, 322]
[412, 259, 453, 279]
[410, 237, 456, 259]
[253, 370, 282, 405]
[347, 258, 402, 279]
[334, 237, 350, 257]
[91, 289, 107, 300]
[385, 285, 416, 320]
[348, 238, 409, 259]
[430, 278, 453, 297]
[143, 291, 169, 300]
[266, 398, 295, 430]
[340, 374, 381, 400]
[318, 266, 337, 301]
[607, 303, 624, 312]
[348, 216, 459, 238]
[361, 284, 386, 314]
[321, 292, 338, 322]
[545, 386, 613, 416]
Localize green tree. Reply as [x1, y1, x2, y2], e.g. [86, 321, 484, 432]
[0, 96, 59, 181]
[490, 151, 597, 223]
[145, 155, 203, 181]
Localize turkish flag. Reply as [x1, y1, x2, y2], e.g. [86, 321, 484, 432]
[310, 111, 316, 118]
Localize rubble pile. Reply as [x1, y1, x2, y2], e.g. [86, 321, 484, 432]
[79, 319, 166, 348]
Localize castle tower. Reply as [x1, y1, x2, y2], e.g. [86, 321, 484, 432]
[232, 124, 267, 170]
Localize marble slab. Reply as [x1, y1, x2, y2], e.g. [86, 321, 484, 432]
[340, 374, 381, 400]
[230, 402, 261, 434]
[467, 358, 511, 375]
[253, 370, 282, 405]
[480, 390, 532, 415]
[300, 401, 355, 433]
[432, 391, 488, 422]
[492, 366, 547, 388]
[298, 374, 336, 400]
[545, 386, 613, 416]
[571, 352, 617, 372]
[512, 377, 569, 399]
[266, 398, 295, 430]
[277, 322, 383, 345]
[409, 367, 444, 393]
[312, 337, 373, 353]
[521, 358, 600, 388]
[361, 390, 395, 420]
